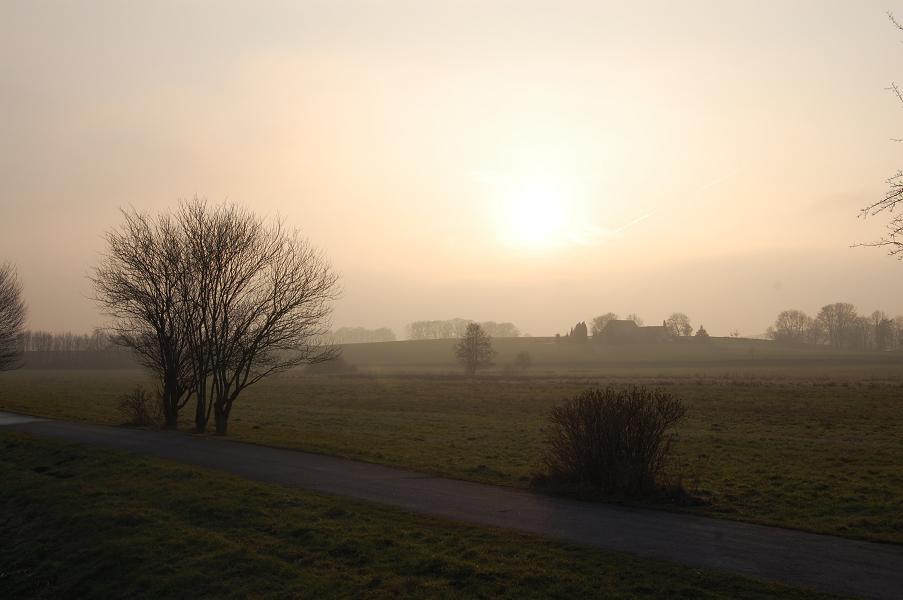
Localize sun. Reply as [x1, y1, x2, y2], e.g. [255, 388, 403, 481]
[496, 177, 573, 250]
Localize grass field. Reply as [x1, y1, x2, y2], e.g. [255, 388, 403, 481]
[339, 336, 903, 372]
[0, 432, 840, 599]
[2, 351, 902, 544]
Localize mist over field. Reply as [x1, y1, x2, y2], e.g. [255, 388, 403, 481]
[5, 1, 903, 337]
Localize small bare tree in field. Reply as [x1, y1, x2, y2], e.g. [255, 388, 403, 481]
[0, 263, 26, 371]
[454, 322, 494, 377]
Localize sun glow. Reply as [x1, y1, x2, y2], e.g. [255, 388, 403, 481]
[494, 176, 578, 251]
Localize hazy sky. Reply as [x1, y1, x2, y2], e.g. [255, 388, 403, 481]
[4, 0, 903, 337]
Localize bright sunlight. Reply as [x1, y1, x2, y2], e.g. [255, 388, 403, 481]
[494, 176, 578, 251]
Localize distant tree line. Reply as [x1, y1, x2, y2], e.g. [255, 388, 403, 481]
[768, 303, 903, 351]
[17, 329, 119, 352]
[407, 318, 520, 340]
[329, 327, 396, 344]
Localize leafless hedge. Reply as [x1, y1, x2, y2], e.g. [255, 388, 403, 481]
[541, 385, 685, 495]
[117, 385, 163, 427]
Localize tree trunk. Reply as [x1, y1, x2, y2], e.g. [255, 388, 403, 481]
[195, 395, 208, 433]
[214, 403, 229, 436]
[163, 404, 178, 429]
[161, 379, 178, 429]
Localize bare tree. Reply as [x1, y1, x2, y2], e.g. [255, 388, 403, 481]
[816, 302, 858, 349]
[871, 310, 895, 350]
[455, 322, 494, 377]
[625, 313, 645, 326]
[406, 318, 478, 339]
[177, 200, 340, 435]
[590, 313, 619, 337]
[330, 326, 396, 344]
[861, 12, 903, 253]
[480, 321, 521, 337]
[767, 309, 815, 344]
[94, 201, 340, 435]
[0, 263, 26, 371]
[92, 209, 195, 428]
[892, 316, 903, 349]
[665, 313, 693, 337]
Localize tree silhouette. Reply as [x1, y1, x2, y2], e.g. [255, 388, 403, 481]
[590, 313, 619, 337]
[625, 313, 645, 326]
[454, 322, 494, 377]
[665, 313, 693, 337]
[568, 321, 589, 342]
[861, 12, 903, 255]
[0, 263, 26, 371]
[767, 310, 816, 344]
[94, 200, 339, 435]
[176, 200, 339, 435]
[92, 210, 194, 428]
[815, 303, 858, 349]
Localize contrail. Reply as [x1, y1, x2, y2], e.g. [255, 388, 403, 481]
[697, 167, 742, 193]
[611, 210, 654, 234]
[570, 210, 656, 246]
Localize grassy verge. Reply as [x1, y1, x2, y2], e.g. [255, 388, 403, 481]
[0, 431, 840, 599]
[2, 369, 902, 543]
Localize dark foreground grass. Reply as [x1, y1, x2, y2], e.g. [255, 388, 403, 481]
[0, 432, 839, 600]
[2, 369, 903, 543]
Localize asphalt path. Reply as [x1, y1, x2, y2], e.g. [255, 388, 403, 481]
[2, 412, 901, 599]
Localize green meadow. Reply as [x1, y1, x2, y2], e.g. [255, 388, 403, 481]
[3, 338, 902, 544]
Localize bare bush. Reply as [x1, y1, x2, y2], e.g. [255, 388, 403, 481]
[513, 351, 532, 370]
[118, 385, 162, 427]
[541, 385, 686, 496]
[305, 355, 356, 375]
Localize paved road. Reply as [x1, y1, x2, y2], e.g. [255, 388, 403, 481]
[2, 412, 901, 600]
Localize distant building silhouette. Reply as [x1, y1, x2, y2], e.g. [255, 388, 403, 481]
[596, 320, 671, 343]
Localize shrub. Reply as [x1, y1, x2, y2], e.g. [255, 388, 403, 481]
[513, 351, 532, 370]
[540, 385, 685, 496]
[118, 385, 162, 427]
[305, 355, 357, 375]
